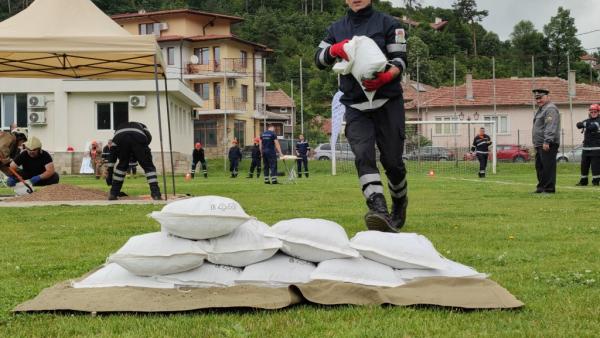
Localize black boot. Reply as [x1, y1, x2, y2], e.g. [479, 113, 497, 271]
[593, 179, 600, 186]
[150, 183, 162, 201]
[191, 173, 195, 179]
[257, 171, 261, 178]
[298, 173, 302, 178]
[391, 196, 408, 231]
[109, 180, 124, 201]
[576, 178, 588, 186]
[364, 193, 395, 233]
[247, 173, 253, 178]
[305, 172, 309, 178]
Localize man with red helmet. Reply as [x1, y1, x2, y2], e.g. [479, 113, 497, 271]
[191, 142, 207, 178]
[247, 137, 262, 178]
[576, 104, 600, 186]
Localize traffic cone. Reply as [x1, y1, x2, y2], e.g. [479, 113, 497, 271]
[427, 169, 435, 177]
[185, 173, 192, 181]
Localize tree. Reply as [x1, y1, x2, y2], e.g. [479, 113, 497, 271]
[544, 7, 584, 78]
[452, 0, 488, 56]
[403, 0, 422, 10]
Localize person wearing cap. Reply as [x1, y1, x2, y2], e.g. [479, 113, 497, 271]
[532, 88, 560, 193]
[228, 140, 242, 178]
[575, 104, 600, 186]
[247, 137, 262, 178]
[7, 136, 59, 187]
[191, 142, 207, 179]
[0, 127, 27, 176]
[471, 127, 492, 178]
[260, 124, 283, 184]
[295, 134, 311, 178]
[314, 0, 409, 232]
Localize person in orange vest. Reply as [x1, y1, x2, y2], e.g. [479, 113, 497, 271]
[470, 127, 492, 178]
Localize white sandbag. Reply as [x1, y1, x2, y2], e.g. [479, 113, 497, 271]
[72, 263, 174, 289]
[206, 219, 282, 267]
[236, 253, 316, 287]
[265, 218, 359, 262]
[332, 36, 388, 106]
[310, 257, 404, 288]
[350, 231, 448, 270]
[155, 263, 242, 288]
[107, 232, 207, 276]
[150, 196, 252, 239]
[395, 258, 487, 281]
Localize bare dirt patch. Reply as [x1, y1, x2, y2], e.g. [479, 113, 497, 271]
[6, 184, 120, 202]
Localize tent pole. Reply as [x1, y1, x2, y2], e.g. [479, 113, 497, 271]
[163, 76, 176, 197]
[153, 55, 168, 201]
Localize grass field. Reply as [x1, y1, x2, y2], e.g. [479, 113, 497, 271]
[1, 160, 599, 337]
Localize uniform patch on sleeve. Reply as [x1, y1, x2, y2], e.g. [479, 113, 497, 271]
[545, 116, 553, 122]
[395, 28, 406, 44]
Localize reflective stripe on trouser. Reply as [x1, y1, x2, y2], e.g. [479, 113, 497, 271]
[388, 176, 407, 199]
[112, 168, 126, 182]
[345, 96, 406, 200]
[111, 139, 159, 196]
[477, 153, 488, 174]
[581, 153, 600, 179]
[297, 156, 309, 175]
[263, 153, 277, 181]
[230, 159, 239, 175]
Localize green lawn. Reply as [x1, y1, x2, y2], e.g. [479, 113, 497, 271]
[1, 161, 599, 337]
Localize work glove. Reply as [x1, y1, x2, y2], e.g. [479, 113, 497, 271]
[29, 175, 41, 185]
[6, 176, 17, 187]
[362, 71, 394, 92]
[106, 169, 113, 186]
[329, 39, 350, 61]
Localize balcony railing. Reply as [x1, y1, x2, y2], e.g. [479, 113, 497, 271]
[187, 58, 250, 75]
[196, 98, 248, 112]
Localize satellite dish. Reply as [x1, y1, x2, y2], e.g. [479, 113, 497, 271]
[190, 55, 199, 64]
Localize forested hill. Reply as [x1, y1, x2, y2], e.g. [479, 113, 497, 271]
[0, 0, 594, 124]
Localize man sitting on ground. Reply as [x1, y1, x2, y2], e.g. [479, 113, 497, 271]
[7, 136, 59, 187]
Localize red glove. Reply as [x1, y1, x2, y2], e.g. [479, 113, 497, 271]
[362, 71, 394, 91]
[329, 39, 350, 61]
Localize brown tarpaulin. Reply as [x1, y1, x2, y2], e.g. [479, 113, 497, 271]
[13, 275, 523, 313]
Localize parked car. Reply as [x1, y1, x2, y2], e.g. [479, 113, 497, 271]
[557, 145, 582, 163]
[313, 143, 355, 161]
[405, 146, 455, 161]
[464, 144, 531, 162]
[241, 138, 295, 158]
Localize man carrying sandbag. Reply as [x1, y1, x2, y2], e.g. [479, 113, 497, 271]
[314, 0, 408, 232]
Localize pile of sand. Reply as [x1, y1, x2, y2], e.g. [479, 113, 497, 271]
[6, 184, 110, 202]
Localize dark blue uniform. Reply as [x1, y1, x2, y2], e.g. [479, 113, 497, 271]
[247, 144, 262, 178]
[261, 130, 278, 184]
[228, 145, 242, 178]
[576, 117, 600, 185]
[471, 134, 491, 178]
[315, 4, 408, 230]
[296, 140, 310, 178]
[191, 148, 207, 178]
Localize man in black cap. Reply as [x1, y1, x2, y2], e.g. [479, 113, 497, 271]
[532, 89, 560, 193]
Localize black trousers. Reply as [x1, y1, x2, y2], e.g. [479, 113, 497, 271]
[263, 152, 278, 182]
[297, 155, 308, 175]
[535, 143, 559, 192]
[229, 159, 240, 175]
[111, 137, 158, 195]
[191, 160, 207, 175]
[249, 158, 261, 174]
[477, 153, 488, 175]
[345, 96, 407, 200]
[580, 151, 600, 183]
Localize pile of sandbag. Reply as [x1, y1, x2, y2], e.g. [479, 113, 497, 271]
[73, 196, 486, 290]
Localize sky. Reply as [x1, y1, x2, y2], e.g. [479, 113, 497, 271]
[387, 0, 600, 54]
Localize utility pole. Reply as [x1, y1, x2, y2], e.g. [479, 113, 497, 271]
[291, 79, 294, 142]
[300, 58, 304, 134]
[567, 54, 574, 147]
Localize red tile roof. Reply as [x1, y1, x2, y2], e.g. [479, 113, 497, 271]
[111, 9, 244, 23]
[405, 77, 600, 110]
[580, 54, 597, 61]
[266, 89, 295, 108]
[402, 80, 436, 103]
[157, 34, 270, 51]
[430, 20, 448, 30]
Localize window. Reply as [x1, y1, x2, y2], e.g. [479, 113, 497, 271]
[241, 85, 248, 103]
[139, 23, 155, 35]
[194, 48, 210, 65]
[96, 102, 128, 130]
[1, 94, 28, 130]
[434, 116, 458, 135]
[194, 120, 217, 147]
[240, 51, 248, 68]
[234, 120, 246, 146]
[280, 107, 288, 113]
[483, 115, 509, 134]
[167, 47, 175, 65]
[194, 83, 210, 100]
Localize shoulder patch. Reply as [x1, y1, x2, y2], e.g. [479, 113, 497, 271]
[395, 28, 406, 44]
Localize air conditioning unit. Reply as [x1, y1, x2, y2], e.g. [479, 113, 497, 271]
[227, 78, 236, 88]
[28, 110, 47, 124]
[129, 95, 146, 108]
[159, 22, 169, 31]
[28, 95, 46, 108]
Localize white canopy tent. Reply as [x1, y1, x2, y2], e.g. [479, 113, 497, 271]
[0, 0, 178, 198]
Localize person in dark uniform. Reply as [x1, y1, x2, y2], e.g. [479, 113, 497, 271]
[7, 136, 59, 187]
[260, 124, 283, 184]
[576, 104, 600, 186]
[101, 139, 113, 178]
[295, 134, 310, 178]
[228, 140, 242, 178]
[191, 142, 207, 178]
[247, 137, 262, 178]
[471, 127, 492, 178]
[106, 121, 161, 200]
[315, 0, 408, 232]
[532, 89, 560, 194]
